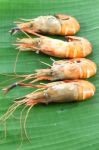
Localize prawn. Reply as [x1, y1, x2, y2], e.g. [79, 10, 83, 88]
[3, 58, 97, 94]
[15, 35, 92, 58]
[1, 80, 95, 141]
[1, 80, 96, 119]
[17, 80, 95, 103]
[10, 14, 80, 36]
[23, 58, 97, 81]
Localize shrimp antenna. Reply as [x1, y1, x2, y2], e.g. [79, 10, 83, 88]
[50, 57, 56, 62]
[0, 102, 20, 122]
[19, 29, 32, 39]
[19, 26, 45, 38]
[19, 18, 35, 21]
[23, 105, 33, 143]
[4, 121, 7, 140]
[14, 50, 21, 75]
[40, 61, 51, 67]
[0, 121, 7, 143]
[19, 105, 28, 148]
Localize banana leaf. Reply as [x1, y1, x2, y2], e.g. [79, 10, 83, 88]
[0, 0, 99, 149]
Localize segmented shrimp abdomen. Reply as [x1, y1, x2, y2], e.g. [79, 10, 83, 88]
[66, 37, 92, 58]
[44, 80, 95, 103]
[51, 58, 97, 80]
[60, 16, 80, 35]
[78, 58, 97, 78]
[77, 80, 95, 101]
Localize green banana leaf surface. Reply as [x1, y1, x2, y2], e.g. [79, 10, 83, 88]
[0, 0, 99, 150]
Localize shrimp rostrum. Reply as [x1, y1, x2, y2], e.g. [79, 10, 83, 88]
[11, 14, 80, 36]
[15, 35, 92, 58]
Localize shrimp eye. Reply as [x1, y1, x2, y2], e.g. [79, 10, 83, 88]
[37, 39, 41, 45]
[29, 23, 33, 28]
[70, 60, 81, 64]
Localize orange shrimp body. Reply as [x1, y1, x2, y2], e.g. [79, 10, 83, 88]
[1, 80, 95, 124]
[32, 58, 97, 82]
[11, 14, 80, 35]
[16, 36, 92, 58]
[15, 80, 95, 106]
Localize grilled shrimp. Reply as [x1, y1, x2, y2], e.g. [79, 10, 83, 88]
[11, 14, 80, 36]
[20, 80, 96, 104]
[1, 80, 95, 126]
[3, 58, 96, 94]
[15, 35, 92, 58]
[3, 80, 96, 106]
[26, 58, 97, 82]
